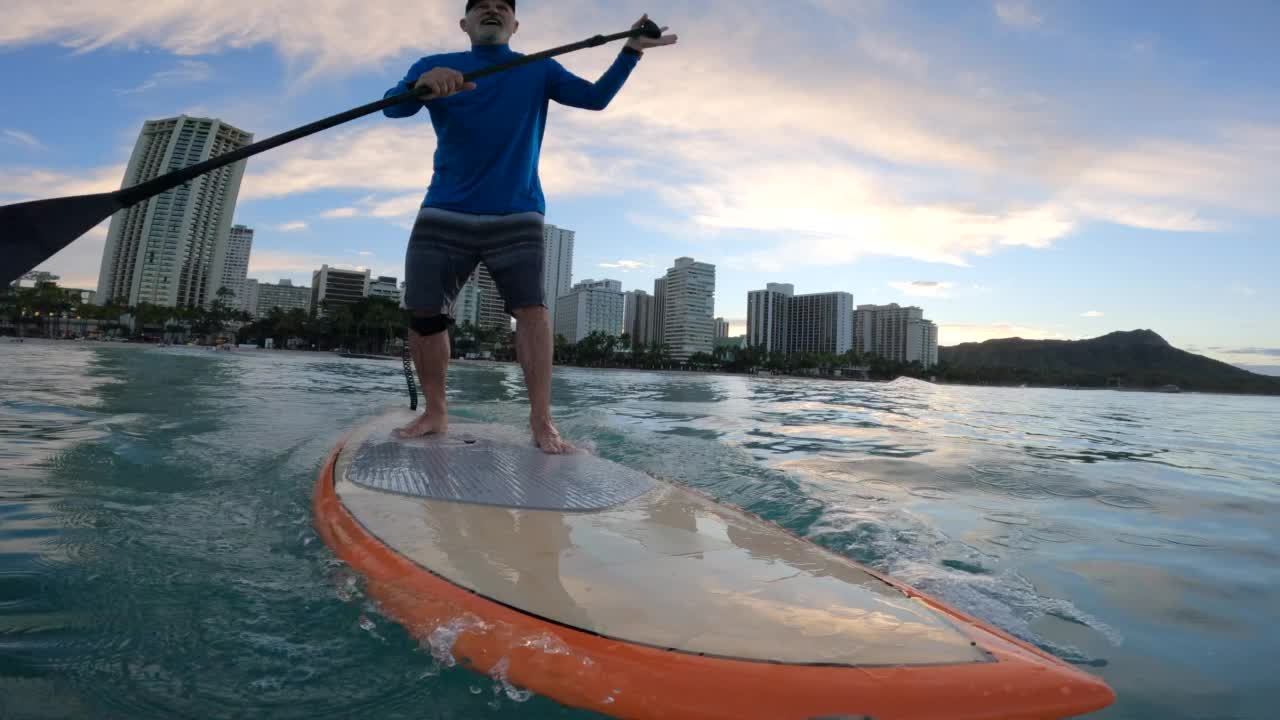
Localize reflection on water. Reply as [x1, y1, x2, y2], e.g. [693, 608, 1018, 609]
[1, 341, 1277, 719]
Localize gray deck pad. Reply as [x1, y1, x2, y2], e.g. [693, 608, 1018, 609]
[347, 424, 657, 511]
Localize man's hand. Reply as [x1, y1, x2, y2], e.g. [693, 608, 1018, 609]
[413, 67, 477, 98]
[625, 14, 677, 53]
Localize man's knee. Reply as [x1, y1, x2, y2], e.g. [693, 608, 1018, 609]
[510, 304, 548, 323]
[407, 310, 454, 337]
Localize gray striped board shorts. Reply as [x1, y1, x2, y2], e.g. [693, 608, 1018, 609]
[403, 207, 546, 315]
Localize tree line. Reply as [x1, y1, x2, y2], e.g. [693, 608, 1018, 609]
[4, 279, 936, 382]
[1, 281, 246, 341]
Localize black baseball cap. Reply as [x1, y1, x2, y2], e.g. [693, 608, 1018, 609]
[466, 0, 514, 11]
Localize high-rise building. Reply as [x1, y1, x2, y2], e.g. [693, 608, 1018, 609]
[624, 289, 659, 347]
[369, 276, 402, 305]
[453, 276, 480, 326]
[747, 283, 793, 353]
[651, 277, 667, 348]
[748, 284, 853, 355]
[662, 257, 715, 362]
[788, 292, 853, 355]
[853, 303, 938, 368]
[908, 318, 940, 369]
[451, 265, 509, 329]
[96, 115, 254, 308]
[311, 265, 369, 315]
[555, 279, 624, 343]
[255, 279, 311, 318]
[241, 278, 260, 316]
[543, 224, 574, 328]
[475, 265, 509, 329]
[714, 317, 730, 339]
[208, 224, 253, 309]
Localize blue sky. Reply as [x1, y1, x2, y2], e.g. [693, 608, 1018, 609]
[1, 0, 1276, 373]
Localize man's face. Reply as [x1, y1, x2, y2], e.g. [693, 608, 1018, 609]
[462, 0, 517, 45]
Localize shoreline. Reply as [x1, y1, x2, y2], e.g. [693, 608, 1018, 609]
[8, 339, 1276, 397]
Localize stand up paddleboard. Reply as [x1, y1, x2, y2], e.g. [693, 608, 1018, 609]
[314, 408, 1115, 720]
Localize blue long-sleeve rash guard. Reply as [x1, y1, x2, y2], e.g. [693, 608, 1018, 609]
[383, 43, 641, 216]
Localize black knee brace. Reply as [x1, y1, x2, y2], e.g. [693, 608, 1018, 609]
[408, 314, 454, 336]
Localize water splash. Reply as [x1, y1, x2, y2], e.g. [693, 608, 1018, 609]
[425, 614, 490, 668]
[488, 657, 533, 702]
[515, 631, 571, 656]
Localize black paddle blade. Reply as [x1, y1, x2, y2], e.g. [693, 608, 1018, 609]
[0, 192, 125, 286]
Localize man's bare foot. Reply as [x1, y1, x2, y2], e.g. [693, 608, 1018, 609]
[531, 417, 575, 454]
[393, 412, 448, 439]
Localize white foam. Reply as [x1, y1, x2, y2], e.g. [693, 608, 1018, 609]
[488, 657, 533, 702]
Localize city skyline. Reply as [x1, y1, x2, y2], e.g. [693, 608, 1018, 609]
[2, 1, 1276, 374]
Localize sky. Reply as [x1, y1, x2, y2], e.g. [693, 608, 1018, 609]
[1, 0, 1276, 373]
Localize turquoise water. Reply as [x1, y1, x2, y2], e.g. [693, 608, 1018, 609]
[1, 340, 1277, 719]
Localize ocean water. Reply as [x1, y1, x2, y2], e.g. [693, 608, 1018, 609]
[1, 340, 1277, 719]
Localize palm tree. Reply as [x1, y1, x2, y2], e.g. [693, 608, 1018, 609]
[601, 333, 619, 366]
[554, 333, 575, 365]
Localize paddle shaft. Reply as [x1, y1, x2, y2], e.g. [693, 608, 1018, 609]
[116, 27, 651, 207]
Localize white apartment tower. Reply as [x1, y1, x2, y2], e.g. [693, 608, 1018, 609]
[454, 276, 480, 326]
[208, 224, 253, 310]
[624, 289, 659, 347]
[369, 275, 402, 304]
[651, 277, 668, 348]
[854, 303, 938, 368]
[543, 223, 575, 328]
[96, 116, 254, 308]
[747, 283, 793, 353]
[311, 265, 370, 316]
[451, 265, 509, 329]
[788, 292, 853, 355]
[714, 318, 730, 339]
[241, 278, 261, 316]
[555, 279, 624, 343]
[255, 279, 311, 318]
[662, 257, 716, 362]
[748, 284, 853, 355]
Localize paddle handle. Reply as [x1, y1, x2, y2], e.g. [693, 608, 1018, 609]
[116, 22, 660, 208]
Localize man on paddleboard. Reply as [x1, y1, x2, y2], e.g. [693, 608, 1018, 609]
[382, 0, 676, 453]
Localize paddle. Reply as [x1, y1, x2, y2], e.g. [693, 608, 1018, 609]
[0, 19, 663, 286]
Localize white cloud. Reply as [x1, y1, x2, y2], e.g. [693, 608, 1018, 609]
[940, 323, 1071, 346]
[0, 0, 629, 84]
[994, 0, 1042, 29]
[1204, 347, 1280, 371]
[115, 59, 212, 95]
[247, 249, 396, 282]
[598, 259, 651, 271]
[1081, 310, 1104, 318]
[5, 0, 1278, 284]
[890, 281, 955, 298]
[855, 33, 927, 76]
[33, 221, 109, 288]
[3, 129, 45, 150]
[1066, 198, 1220, 232]
[0, 164, 125, 201]
[238, 124, 623, 214]
[684, 160, 1075, 268]
[276, 221, 308, 232]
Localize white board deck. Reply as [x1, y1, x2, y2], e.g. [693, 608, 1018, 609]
[335, 408, 989, 667]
